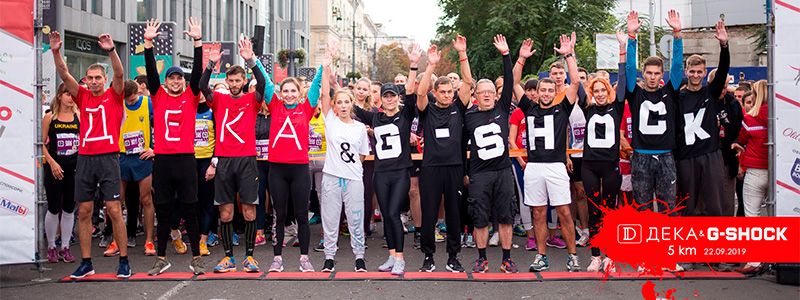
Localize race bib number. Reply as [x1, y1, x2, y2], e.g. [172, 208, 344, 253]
[56, 133, 79, 156]
[122, 130, 145, 154]
[256, 139, 270, 159]
[309, 129, 323, 152]
[435, 128, 450, 139]
[194, 123, 210, 147]
[572, 126, 586, 142]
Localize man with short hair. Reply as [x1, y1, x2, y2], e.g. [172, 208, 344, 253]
[51, 31, 132, 279]
[134, 75, 150, 96]
[394, 73, 408, 85]
[624, 10, 684, 214]
[415, 36, 474, 273]
[199, 36, 267, 273]
[142, 18, 207, 275]
[446, 72, 462, 91]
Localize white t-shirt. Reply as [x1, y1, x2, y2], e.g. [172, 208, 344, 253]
[568, 101, 586, 158]
[322, 110, 371, 181]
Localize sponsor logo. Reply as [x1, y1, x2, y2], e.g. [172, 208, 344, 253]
[0, 181, 23, 193]
[617, 224, 642, 244]
[791, 158, 800, 186]
[791, 66, 800, 85]
[0, 197, 29, 216]
[783, 127, 800, 144]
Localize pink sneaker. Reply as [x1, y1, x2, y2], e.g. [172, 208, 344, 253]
[255, 233, 267, 246]
[525, 237, 537, 251]
[47, 247, 58, 263]
[60, 248, 76, 263]
[546, 236, 567, 249]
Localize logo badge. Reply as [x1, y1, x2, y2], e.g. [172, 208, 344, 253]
[617, 224, 642, 244]
[791, 158, 800, 185]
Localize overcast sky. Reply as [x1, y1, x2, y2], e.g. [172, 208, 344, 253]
[362, 0, 443, 47]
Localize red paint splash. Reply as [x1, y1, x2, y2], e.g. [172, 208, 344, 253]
[641, 280, 678, 300]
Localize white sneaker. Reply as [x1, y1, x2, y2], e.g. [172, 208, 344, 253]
[602, 257, 616, 273]
[576, 234, 590, 247]
[378, 256, 395, 272]
[566, 254, 581, 272]
[488, 232, 500, 247]
[390, 259, 405, 275]
[587, 256, 602, 272]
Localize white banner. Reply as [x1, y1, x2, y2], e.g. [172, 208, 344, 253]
[0, 0, 36, 265]
[774, 0, 800, 216]
[595, 33, 621, 70]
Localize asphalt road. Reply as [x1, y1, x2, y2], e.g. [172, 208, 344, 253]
[1, 223, 798, 299]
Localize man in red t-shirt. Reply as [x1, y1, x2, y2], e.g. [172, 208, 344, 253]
[199, 37, 266, 273]
[141, 18, 206, 276]
[51, 31, 131, 279]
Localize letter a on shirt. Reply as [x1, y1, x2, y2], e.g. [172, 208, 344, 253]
[273, 116, 301, 150]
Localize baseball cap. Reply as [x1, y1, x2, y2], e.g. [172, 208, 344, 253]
[164, 66, 185, 78]
[380, 83, 400, 96]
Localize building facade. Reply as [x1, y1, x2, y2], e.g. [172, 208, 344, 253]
[268, 0, 311, 74]
[309, 0, 382, 79]
[54, 0, 265, 81]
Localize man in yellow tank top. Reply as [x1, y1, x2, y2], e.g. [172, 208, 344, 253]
[108, 81, 157, 257]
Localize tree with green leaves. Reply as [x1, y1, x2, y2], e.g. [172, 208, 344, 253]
[436, 0, 616, 79]
[374, 42, 410, 83]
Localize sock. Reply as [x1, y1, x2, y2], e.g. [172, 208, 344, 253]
[171, 230, 181, 241]
[478, 248, 487, 260]
[415, 227, 422, 235]
[60, 212, 75, 248]
[591, 247, 601, 257]
[119, 255, 128, 262]
[220, 221, 234, 257]
[45, 212, 59, 248]
[502, 249, 511, 261]
[82, 257, 92, 263]
[244, 220, 255, 257]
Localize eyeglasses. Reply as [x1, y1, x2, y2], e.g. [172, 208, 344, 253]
[475, 90, 496, 96]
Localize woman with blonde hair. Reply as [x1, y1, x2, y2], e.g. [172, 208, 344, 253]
[732, 79, 768, 274]
[43, 83, 80, 263]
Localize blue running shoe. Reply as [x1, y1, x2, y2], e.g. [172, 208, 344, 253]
[232, 233, 240, 246]
[117, 259, 132, 278]
[436, 222, 447, 233]
[207, 233, 219, 247]
[70, 261, 95, 279]
[214, 256, 237, 273]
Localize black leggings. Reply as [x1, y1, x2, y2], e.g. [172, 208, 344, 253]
[582, 160, 621, 257]
[197, 158, 218, 235]
[156, 202, 200, 257]
[269, 163, 311, 255]
[256, 161, 270, 230]
[374, 168, 410, 253]
[44, 160, 77, 214]
[362, 161, 375, 234]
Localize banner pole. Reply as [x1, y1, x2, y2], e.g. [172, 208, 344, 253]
[32, 0, 51, 283]
[766, 0, 776, 217]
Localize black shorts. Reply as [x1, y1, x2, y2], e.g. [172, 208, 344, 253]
[569, 156, 583, 183]
[153, 154, 198, 205]
[214, 156, 258, 205]
[75, 153, 121, 203]
[467, 168, 518, 228]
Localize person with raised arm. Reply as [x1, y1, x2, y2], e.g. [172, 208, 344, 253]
[462, 35, 518, 273]
[141, 18, 207, 275]
[516, 33, 581, 273]
[199, 36, 266, 273]
[51, 30, 131, 279]
[625, 10, 684, 215]
[415, 35, 472, 273]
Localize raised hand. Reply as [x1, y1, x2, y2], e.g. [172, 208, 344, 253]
[208, 44, 222, 63]
[408, 43, 422, 66]
[627, 11, 640, 35]
[666, 9, 682, 32]
[144, 19, 161, 41]
[493, 34, 509, 54]
[426, 44, 440, 65]
[49, 31, 62, 51]
[323, 44, 334, 68]
[452, 34, 467, 53]
[183, 17, 202, 40]
[519, 38, 535, 59]
[97, 34, 115, 51]
[553, 32, 574, 55]
[714, 19, 728, 45]
[615, 30, 627, 46]
[239, 37, 254, 60]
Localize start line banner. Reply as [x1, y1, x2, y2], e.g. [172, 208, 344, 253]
[0, 0, 36, 265]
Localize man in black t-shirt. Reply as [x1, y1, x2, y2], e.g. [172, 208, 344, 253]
[675, 19, 731, 217]
[515, 33, 582, 273]
[463, 35, 518, 274]
[415, 38, 475, 273]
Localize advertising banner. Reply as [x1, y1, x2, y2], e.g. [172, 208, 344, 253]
[774, 0, 800, 216]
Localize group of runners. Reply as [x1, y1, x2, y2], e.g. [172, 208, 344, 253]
[40, 9, 772, 279]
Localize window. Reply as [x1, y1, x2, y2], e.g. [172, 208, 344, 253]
[121, 0, 125, 22]
[81, 0, 87, 11]
[138, 0, 155, 21]
[163, 0, 167, 20]
[216, 0, 222, 40]
[91, 0, 101, 15]
[170, 0, 177, 21]
[239, 1, 244, 36]
[225, 0, 233, 41]
[111, 0, 116, 19]
[65, 0, 72, 7]
[278, 0, 283, 19]
[202, 0, 208, 38]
